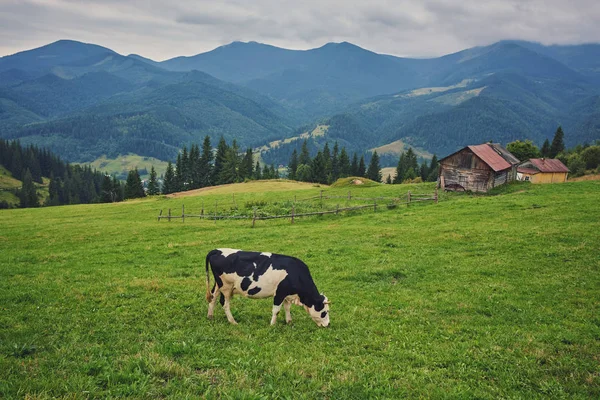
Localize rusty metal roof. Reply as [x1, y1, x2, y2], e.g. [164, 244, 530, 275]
[468, 144, 512, 172]
[517, 167, 539, 175]
[528, 158, 570, 173]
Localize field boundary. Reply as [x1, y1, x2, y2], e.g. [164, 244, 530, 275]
[157, 189, 438, 227]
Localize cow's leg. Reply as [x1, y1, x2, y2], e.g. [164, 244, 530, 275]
[270, 303, 282, 325]
[207, 284, 220, 319]
[284, 299, 292, 324]
[222, 288, 237, 325]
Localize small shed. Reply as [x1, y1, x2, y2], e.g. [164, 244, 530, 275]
[517, 158, 569, 183]
[438, 143, 520, 192]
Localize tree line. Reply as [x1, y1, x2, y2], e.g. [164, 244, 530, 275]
[157, 136, 280, 195]
[0, 139, 131, 208]
[507, 126, 600, 177]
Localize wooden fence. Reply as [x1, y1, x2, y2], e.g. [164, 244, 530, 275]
[157, 188, 438, 227]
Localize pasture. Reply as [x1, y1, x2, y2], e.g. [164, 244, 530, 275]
[1, 180, 599, 398]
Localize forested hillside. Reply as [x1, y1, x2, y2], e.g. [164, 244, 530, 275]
[1, 39, 599, 165]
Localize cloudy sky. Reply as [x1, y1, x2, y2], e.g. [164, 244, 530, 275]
[1, 0, 599, 60]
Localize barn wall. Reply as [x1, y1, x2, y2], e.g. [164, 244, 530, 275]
[532, 172, 568, 183]
[494, 170, 508, 187]
[440, 149, 493, 192]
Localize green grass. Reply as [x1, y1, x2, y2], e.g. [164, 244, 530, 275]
[82, 154, 169, 180]
[1, 180, 599, 398]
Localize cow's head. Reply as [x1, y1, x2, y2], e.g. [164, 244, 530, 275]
[304, 294, 330, 327]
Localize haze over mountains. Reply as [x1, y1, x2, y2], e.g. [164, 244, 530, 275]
[1, 39, 599, 165]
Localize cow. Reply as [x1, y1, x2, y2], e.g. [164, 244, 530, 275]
[205, 248, 330, 327]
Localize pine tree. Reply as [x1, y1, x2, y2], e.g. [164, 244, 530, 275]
[162, 162, 176, 194]
[550, 126, 565, 158]
[147, 166, 160, 195]
[219, 140, 240, 184]
[419, 161, 429, 181]
[46, 172, 61, 206]
[199, 135, 213, 188]
[101, 174, 115, 202]
[124, 168, 145, 199]
[299, 140, 311, 165]
[323, 143, 332, 182]
[358, 156, 366, 177]
[112, 176, 124, 201]
[188, 144, 200, 189]
[427, 155, 439, 182]
[254, 160, 262, 180]
[386, 175, 392, 184]
[175, 152, 184, 191]
[19, 168, 38, 208]
[339, 147, 351, 178]
[288, 149, 299, 180]
[213, 137, 229, 185]
[366, 151, 382, 182]
[332, 142, 340, 181]
[541, 139, 551, 158]
[312, 151, 326, 183]
[350, 153, 359, 176]
[240, 148, 254, 180]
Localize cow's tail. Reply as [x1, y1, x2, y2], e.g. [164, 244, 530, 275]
[205, 252, 213, 303]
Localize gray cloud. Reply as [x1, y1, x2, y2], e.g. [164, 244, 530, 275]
[1, 0, 599, 60]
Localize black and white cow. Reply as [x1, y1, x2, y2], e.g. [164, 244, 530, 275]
[205, 248, 330, 327]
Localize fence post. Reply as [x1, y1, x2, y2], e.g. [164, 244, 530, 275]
[291, 203, 295, 224]
[407, 191, 411, 207]
[336, 204, 339, 215]
[168, 208, 171, 222]
[434, 187, 438, 204]
[320, 190, 323, 201]
[252, 208, 256, 228]
[201, 200, 204, 218]
[158, 209, 162, 222]
[374, 199, 377, 212]
[348, 191, 351, 201]
[182, 204, 185, 223]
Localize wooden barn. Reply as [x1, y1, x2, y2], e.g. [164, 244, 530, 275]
[517, 158, 569, 183]
[438, 143, 520, 192]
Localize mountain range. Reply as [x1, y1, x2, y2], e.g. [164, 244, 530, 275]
[0, 38, 599, 165]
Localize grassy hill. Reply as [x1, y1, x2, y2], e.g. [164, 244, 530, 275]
[1, 180, 599, 398]
[83, 154, 170, 181]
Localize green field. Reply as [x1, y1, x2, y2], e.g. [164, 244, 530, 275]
[83, 154, 169, 181]
[1, 180, 599, 398]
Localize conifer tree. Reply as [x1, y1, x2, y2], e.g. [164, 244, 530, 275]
[358, 156, 366, 177]
[101, 174, 115, 202]
[199, 135, 213, 188]
[213, 137, 229, 185]
[19, 168, 38, 208]
[124, 168, 145, 199]
[427, 155, 439, 182]
[550, 126, 565, 158]
[175, 152, 184, 191]
[288, 149, 299, 180]
[419, 161, 429, 181]
[350, 153, 359, 176]
[254, 160, 262, 180]
[147, 166, 160, 195]
[541, 139, 551, 158]
[240, 148, 254, 180]
[366, 151, 382, 182]
[332, 142, 340, 181]
[323, 143, 332, 182]
[162, 162, 176, 194]
[188, 144, 200, 189]
[312, 151, 326, 183]
[386, 174, 392, 184]
[47, 172, 61, 206]
[339, 147, 351, 178]
[219, 140, 241, 184]
[299, 140, 311, 165]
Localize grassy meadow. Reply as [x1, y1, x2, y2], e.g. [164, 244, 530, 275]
[1, 180, 599, 398]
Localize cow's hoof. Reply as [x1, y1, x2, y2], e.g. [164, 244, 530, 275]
[286, 320, 292, 325]
[207, 314, 213, 320]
